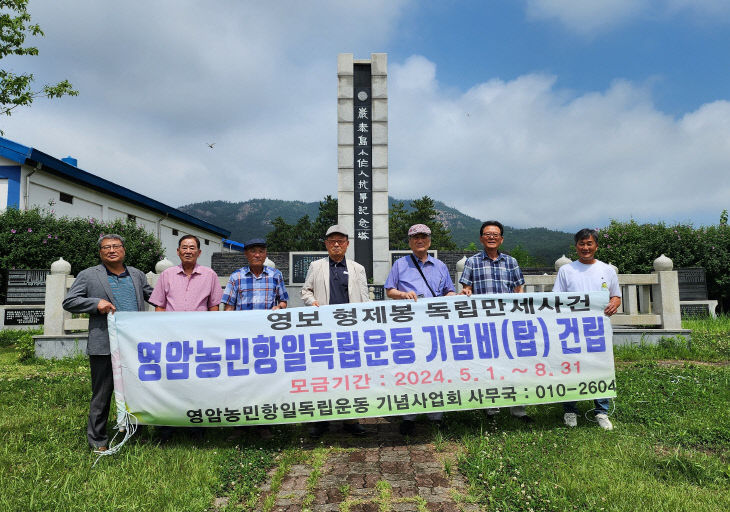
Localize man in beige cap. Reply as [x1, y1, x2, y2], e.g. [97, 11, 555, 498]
[301, 224, 370, 438]
[301, 225, 370, 307]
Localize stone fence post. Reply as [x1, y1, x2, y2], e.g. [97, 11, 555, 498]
[43, 258, 71, 335]
[652, 254, 681, 329]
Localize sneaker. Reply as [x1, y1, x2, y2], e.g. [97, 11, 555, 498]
[399, 419, 416, 436]
[510, 408, 533, 423]
[563, 413, 577, 427]
[595, 413, 613, 430]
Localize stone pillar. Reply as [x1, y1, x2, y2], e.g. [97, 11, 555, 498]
[43, 258, 72, 335]
[651, 254, 681, 329]
[337, 53, 390, 284]
[455, 256, 467, 293]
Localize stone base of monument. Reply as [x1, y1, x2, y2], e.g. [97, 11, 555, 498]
[34, 334, 88, 359]
[613, 328, 692, 347]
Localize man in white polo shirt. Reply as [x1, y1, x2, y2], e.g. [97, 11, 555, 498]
[553, 228, 621, 430]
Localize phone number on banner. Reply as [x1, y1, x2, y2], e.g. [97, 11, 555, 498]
[184, 379, 616, 424]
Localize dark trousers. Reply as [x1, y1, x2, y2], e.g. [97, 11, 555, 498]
[88, 354, 114, 448]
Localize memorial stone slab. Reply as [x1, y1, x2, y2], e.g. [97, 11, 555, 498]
[289, 252, 328, 285]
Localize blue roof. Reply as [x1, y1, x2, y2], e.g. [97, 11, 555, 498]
[0, 136, 230, 238]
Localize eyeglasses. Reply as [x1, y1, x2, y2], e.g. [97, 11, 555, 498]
[481, 233, 502, 239]
[100, 244, 124, 251]
[326, 239, 348, 245]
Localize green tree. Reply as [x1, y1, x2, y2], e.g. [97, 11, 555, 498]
[1, 0, 77, 124]
[310, 195, 338, 243]
[590, 219, 730, 311]
[265, 195, 339, 251]
[0, 206, 164, 273]
[388, 196, 457, 250]
[507, 244, 541, 268]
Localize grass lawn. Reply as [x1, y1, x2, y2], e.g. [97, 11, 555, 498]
[1, 317, 728, 511]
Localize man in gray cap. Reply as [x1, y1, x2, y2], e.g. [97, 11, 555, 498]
[385, 223, 456, 435]
[301, 224, 370, 438]
[222, 238, 288, 310]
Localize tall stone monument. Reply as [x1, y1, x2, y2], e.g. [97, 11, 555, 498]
[337, 53, 389, 284]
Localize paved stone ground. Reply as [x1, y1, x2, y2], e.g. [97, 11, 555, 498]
[257, 417, 483, 512]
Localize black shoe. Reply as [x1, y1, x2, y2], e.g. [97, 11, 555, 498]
[188, 427, 205, 441]
[157, 426, 173, 443]
[399, 420, 416, 436]
[308, 422, 329, 439]
[342, 422, 368, 437]
[517, 415, 535, 424]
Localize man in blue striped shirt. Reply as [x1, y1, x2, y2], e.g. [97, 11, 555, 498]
[459, 220, 533, 423]
[222, 239, 288, 311]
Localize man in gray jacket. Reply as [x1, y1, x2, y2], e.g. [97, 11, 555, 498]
[63, 234, 153, 451]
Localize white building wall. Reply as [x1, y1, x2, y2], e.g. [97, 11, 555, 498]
[15, 164, 223, 267]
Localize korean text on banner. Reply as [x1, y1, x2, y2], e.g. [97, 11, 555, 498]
[108, 292, 616, 426]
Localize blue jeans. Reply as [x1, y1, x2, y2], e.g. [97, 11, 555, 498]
[563, 398, 609, 415]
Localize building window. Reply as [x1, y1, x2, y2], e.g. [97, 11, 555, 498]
[127, 214, 136, 223]
[204, 239, 210, 245]
[172, 228, 179, 236]
[59, 192, 73, 204]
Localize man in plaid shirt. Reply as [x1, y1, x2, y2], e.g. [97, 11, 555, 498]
[459, 220, 533, 423]
[222, 238, 288, 311]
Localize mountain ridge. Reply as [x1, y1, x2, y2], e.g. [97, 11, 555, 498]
[179, 198, 574, 265]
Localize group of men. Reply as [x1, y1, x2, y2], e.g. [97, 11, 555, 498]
[63, 220, 620, 452]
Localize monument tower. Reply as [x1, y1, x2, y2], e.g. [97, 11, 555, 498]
[337, 53, 389, 284]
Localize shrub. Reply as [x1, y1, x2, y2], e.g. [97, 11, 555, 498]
[15, 331, 36, 362]
[577, 219, 730, 311]
[0, 328, 42, 348]
[0, 206, 164, 273]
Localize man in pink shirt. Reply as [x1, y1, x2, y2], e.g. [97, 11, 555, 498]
[150, 234, 222, 442]
[150, 235, 223, 312]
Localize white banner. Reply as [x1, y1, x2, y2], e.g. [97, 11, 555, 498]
[109, 292, 616, 426]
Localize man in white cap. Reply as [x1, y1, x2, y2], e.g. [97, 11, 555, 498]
[301, 224, 370, 438]
[385, 223, 456, 435]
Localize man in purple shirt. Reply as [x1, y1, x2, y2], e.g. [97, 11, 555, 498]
[385, 224, 456, 301]
[150, 235, 222, 312]
[385, 224, 456, 435]
[150, 234, 222, 441]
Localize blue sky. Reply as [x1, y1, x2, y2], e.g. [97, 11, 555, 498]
[2, 0, 729, 232]
[392, 1, 730, 116]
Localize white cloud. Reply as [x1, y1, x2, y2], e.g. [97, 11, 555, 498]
[524, 0, 730, 35]
[524, 0, 643, 35]
[2, 2, 729, 233]
[2, 0, 411, 206]
[389, 56, 730, 229]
